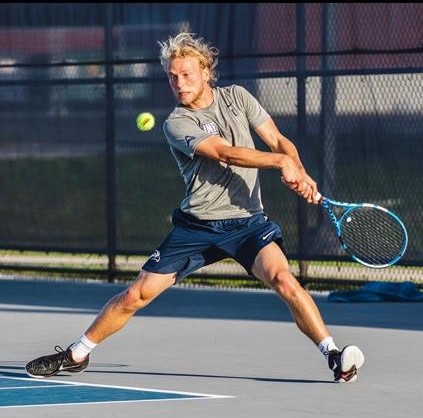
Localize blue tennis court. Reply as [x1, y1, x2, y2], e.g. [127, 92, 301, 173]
[0, 375, 229, 409]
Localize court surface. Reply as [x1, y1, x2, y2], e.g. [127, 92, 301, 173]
[0, 277, 422, 418]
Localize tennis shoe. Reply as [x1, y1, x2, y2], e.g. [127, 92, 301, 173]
[328, 345, 365, 383]
[25, 345, 89, 379]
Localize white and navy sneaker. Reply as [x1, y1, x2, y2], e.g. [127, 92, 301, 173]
[328, 345, 365, 383]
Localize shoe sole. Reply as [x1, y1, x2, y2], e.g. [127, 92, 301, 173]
[25, 366, 87, 379]
[341, 345, 365, 372]
[25, 369, 58, 379]
[336, 345, 365, 383]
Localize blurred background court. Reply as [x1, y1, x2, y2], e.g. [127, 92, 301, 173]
[0, 3, 422, 288]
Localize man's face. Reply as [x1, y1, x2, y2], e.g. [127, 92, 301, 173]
[167, 56, 210, 109]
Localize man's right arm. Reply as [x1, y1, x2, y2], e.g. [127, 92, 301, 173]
[194, 135, 311, 198]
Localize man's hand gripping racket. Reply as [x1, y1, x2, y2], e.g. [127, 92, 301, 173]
[314, 192, 408, 268]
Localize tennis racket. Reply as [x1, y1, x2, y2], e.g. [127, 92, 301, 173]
[315, 192, 408, 268]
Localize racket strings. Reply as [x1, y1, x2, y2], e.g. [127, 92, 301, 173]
[340, 207, 406, 266]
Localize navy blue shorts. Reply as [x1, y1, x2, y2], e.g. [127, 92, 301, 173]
[142, 209, 285, 282]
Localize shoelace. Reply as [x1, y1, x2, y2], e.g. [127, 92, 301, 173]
[35, 345, 67, 369]
[54, 345, 66, 354]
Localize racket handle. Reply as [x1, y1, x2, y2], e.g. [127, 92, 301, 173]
[315, 192, 322, 202]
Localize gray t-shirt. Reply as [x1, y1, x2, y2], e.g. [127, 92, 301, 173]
[163, 84, 271, 220]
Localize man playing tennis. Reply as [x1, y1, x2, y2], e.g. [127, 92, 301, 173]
[26, 33, 364, 383]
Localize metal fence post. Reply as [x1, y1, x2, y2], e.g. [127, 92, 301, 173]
[296, 3, 309, 285]
[104, 4, 117, 282]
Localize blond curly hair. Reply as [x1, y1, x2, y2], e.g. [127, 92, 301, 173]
[158, 32, 219, 86]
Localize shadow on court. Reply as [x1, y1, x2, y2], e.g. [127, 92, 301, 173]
[0, 364, 331, 385]
[0, 278, 421, 331]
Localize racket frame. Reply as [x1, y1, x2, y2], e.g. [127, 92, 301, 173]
[320, 196, 408, 268]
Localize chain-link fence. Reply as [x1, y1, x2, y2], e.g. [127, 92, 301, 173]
[0, 3, 422, 287]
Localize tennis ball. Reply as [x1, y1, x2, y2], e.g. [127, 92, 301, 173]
[136, 112, 155, 131]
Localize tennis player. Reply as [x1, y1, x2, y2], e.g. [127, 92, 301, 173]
[26, 33, 364, 383]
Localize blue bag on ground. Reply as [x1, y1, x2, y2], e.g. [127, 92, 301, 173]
[328, 281, 423, 302]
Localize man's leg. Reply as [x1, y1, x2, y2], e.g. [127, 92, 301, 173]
[25, 270, 176, 378]
[251, 242, 329, 344]
[84, 271, 176, 344]
[250, 242, 364, 382]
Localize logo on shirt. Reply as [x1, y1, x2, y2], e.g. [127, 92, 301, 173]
[201, 121, 219, 134]
[228, 105, 239, 116]
[184, 135, 196, 147]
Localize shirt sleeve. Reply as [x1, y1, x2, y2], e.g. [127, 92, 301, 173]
[163, 115, 213, 158]
[232, 85, 270, 129]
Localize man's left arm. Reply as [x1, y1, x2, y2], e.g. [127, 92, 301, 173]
[255, 118, 319, 203]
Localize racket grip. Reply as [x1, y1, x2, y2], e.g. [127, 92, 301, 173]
[315, 192, 322, 202]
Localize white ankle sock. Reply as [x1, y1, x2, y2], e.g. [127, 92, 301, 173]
[318, 337, 339, 360]
[70, 335, 97, 362]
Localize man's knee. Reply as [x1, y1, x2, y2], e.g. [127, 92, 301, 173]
[120, 272, 175, 310]
[270, 271, 302, 300]
[121, 283, 157, 309]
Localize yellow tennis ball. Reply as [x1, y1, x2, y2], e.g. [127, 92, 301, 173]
[136, 112, 155, 131]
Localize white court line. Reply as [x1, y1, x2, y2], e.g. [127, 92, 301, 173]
[0, 385, 67, 390]
[0, 303, 97, 313]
